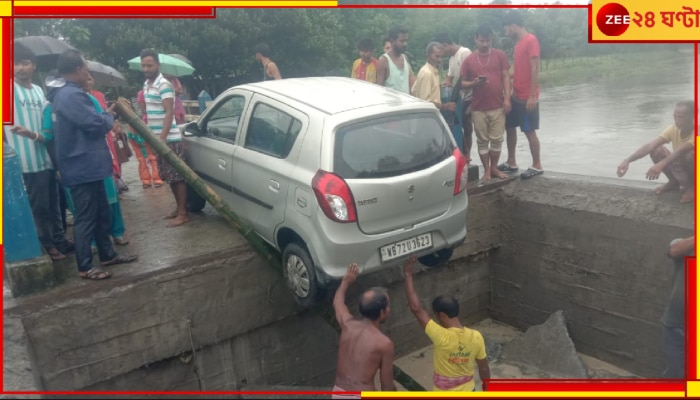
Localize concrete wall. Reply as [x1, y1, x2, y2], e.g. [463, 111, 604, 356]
[6, 173, 689, 392]
[5, 184, 499, 392]
[490, 174, 693, 378]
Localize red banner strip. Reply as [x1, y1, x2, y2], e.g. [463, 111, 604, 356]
[13, 6, 215, 17]
[686, 257, 697, 380]
[3, 18, 13, 124]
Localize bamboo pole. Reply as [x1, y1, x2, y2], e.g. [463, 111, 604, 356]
[114, 98, 427, 392]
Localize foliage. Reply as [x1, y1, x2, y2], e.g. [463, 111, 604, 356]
[14, 8, 689, 99]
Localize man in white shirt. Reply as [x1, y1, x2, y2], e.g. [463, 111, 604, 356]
[435, 32, 473, 160]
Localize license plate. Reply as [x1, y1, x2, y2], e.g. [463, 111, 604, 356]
[380, 233, 433, 262]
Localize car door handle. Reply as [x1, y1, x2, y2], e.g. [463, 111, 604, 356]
[269, 179, 280, 192]
[218, 159, 226, 170]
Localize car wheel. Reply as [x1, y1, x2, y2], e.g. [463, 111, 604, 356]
[186, 184, 206, 212]
[282, 243, 320, 308]
[418, 248, 454, 268]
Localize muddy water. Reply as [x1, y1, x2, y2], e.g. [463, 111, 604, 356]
[478, 55, 695, 183]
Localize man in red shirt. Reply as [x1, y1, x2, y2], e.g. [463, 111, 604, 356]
[461, 24, 511, 181]
[500, 10, 544, 179]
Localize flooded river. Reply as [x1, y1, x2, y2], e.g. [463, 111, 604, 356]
[478, 51, 695, 183]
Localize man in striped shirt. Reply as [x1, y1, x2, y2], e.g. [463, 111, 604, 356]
[5, 45, 73, 260]
[141, 48, 189, 227]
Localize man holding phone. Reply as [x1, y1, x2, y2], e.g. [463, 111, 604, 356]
[460, 24, 511, 181]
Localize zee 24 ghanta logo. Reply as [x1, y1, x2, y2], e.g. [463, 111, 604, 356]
[596, 2, 700, 37]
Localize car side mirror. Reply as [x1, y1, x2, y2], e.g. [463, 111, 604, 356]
[183, 121, 202, 137]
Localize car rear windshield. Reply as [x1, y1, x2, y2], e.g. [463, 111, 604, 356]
[333, 113, 454, 179]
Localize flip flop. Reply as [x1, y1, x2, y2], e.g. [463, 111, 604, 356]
[497, 163, 519, 173]
[101, 254, 138, 267]
[79, 267, 112, 280]
[521, 167, 544, 180]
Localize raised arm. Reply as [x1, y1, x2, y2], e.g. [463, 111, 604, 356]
[403, 255, 430, 329]
[333, 263, 359, 330]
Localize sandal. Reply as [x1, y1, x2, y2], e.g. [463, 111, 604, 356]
[497, 163, 519, 173]
[521, 167, 544, 180]
[101, 254, 138, 267]
[47, 248, 66, 261]
[79, 268, 112, 280]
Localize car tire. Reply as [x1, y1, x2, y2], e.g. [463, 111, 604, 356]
[186, 185, 206, 212]
[282, 242, 321, 308]
[418, 248, 454, 268]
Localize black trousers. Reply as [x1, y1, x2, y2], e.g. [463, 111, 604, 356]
[69, 180, 117, 272]
[22, 169, 70, 251]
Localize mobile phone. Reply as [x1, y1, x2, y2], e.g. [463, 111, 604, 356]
[478, 75, 486, 81]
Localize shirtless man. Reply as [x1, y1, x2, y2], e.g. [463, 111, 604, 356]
[254, 43, 282, 81]
[332, 263, 396, 398]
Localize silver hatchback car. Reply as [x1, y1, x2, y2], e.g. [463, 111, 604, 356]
[182, 77, 468, 307]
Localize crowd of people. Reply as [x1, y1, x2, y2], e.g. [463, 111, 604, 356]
[5, 8, 694, 393]
[351, 10, 544, 182]
[331, 8, 695, 396]
[6, 44, 195, 280]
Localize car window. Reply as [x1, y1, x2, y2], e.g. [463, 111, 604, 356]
[204, 95, 245, 142]
[244, 102, 302, 159]
[333, 113, 453, 179]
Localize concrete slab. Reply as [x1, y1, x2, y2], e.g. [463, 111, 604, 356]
[499, 310, 589, 378]
[392, 318, 638, 392]
[4, 254, 55, 297]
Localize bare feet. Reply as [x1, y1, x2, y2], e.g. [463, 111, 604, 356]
[481, 173, 491, 182]
[164, 210, 178, 219]
[167, 214, 189, 227]
[655, 181, 680, 195]
[490, 168, 508, 179]
[680, 187, 694, 203]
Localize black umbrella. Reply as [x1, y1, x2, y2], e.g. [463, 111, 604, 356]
[86, 60, 128, 87]
[169, 53, 193, 66]
[14, 36, 77, 71]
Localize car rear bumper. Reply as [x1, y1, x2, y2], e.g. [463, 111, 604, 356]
[307, 192, 468, 285]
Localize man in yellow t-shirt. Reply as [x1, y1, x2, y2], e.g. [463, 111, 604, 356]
[403, 255, 490, 391]
[617, 100, 695, 203]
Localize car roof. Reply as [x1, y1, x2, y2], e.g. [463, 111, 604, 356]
[238, 77, 427, 115]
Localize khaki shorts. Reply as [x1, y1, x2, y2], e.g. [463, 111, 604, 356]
[472, 108, 505, 154]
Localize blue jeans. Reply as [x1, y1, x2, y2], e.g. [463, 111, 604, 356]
[663, 326, 685, 378]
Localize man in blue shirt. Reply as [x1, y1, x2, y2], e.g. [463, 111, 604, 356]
[49, 49, 137, 280]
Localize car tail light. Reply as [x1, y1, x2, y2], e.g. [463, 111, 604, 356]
[312, 170, 357, 223]
[453, 148, 468, 195]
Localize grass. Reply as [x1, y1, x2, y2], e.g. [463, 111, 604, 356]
[538, 49, 693, 88]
